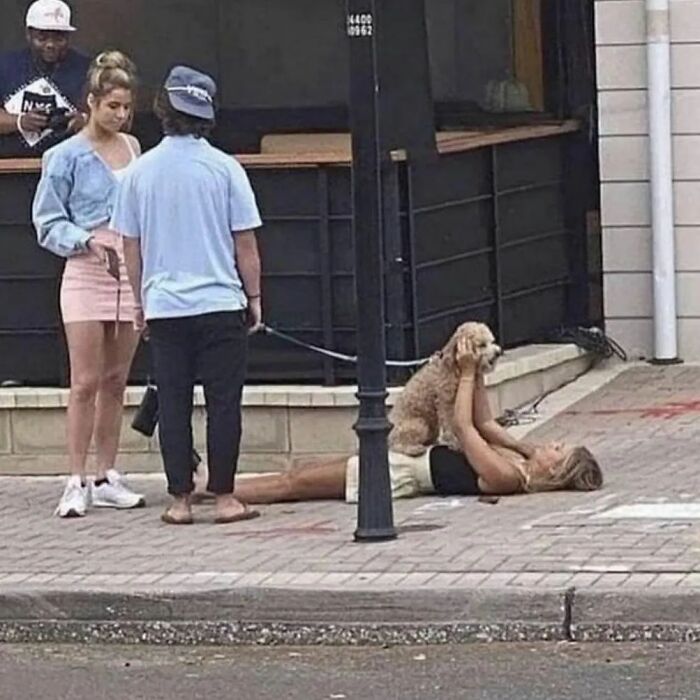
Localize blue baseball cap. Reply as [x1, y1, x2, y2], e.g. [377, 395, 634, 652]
[164, 65, 216, 120]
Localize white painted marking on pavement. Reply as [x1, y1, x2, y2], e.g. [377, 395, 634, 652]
[596, 503, 700, 519]
[412, 498, 466, 513]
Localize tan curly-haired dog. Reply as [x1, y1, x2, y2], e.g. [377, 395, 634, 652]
[388, 322, 502, 456]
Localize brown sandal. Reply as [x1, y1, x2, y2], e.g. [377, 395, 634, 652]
[160, 509, 194, 525]
[214, 507, 261, 525]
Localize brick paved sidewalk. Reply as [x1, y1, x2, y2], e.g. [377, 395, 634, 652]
[3, 361, 700, 642]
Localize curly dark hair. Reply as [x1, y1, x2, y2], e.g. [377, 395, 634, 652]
[153, 88, 215, 138]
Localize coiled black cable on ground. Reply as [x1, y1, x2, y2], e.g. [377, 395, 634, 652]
[547, 325, 628, 362]
[496, 325, 627, 427]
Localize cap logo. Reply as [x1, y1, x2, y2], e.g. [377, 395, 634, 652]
[166, 85, 212, 104]
[46, 7, 66, 21]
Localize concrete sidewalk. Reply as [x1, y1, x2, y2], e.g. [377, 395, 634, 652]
[3, 361, 700, 644]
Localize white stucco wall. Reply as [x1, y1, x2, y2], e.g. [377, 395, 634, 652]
[596, 0, 700, 359]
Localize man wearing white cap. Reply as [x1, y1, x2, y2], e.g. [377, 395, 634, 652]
[0, 0, 89, 155]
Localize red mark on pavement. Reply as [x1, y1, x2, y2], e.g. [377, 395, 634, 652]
[565, 400, 700, 420]
[224, 520, 338, 537]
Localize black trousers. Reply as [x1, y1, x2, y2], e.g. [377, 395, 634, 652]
[148, 311, 248, 496]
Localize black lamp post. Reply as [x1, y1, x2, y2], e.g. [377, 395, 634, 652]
[346, 0, 397, 542]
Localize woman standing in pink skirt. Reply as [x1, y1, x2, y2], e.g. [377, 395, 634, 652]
[33, 50, 145, 517]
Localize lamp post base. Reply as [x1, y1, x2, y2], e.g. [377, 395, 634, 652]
[352, 397, 397, 543]
[354, 526, 398, 542]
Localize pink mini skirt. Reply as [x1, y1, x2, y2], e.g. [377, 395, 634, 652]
[60, 229, 136, 324]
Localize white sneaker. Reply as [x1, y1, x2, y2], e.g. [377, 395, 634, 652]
[55, 475, 89, 518]
[91, 469, 146, 509]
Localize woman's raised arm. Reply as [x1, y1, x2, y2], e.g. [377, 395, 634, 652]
[453, 340, 522, 493]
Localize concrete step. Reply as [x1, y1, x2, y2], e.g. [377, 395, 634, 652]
[0, 343, 591, 475]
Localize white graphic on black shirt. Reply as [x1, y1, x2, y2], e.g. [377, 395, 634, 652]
[4, 76, 74, 148]
[22, 89, 58, 113]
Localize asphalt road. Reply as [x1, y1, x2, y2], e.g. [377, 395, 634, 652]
[2, 642, 699, 699]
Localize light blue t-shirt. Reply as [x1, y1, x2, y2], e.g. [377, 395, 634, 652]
[110, 135, 262, 320]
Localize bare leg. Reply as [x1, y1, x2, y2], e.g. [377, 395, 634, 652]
[64, 322, 105, 480]
[233, 457, 349, 504]
[93, 322, 139, 480]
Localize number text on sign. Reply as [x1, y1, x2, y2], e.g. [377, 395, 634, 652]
[347, 13, 373, 37]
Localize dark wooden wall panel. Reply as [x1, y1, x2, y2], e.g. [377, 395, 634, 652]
[2, 0, 516, 108]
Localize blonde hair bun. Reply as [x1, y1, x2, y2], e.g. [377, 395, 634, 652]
[94, 50, 136, 75]
[87, 50, 137, 98]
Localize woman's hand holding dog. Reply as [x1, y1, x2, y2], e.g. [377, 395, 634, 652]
[456, 336, 478, 377]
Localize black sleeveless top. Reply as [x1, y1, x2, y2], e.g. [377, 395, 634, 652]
[429, 446, 482, 496]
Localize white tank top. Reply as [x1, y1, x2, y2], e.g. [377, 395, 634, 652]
[112, 133, 138, 181]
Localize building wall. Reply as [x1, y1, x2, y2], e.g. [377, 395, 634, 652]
[2, 0, 513, 108]
[596, 0, 700, 359]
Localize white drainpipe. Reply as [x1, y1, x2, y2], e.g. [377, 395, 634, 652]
[647, 0, 679, 362]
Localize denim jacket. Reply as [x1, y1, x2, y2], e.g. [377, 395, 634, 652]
[32, 133, 118, 258]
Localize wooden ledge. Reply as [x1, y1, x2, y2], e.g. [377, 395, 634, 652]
[0, 121, 580, 174]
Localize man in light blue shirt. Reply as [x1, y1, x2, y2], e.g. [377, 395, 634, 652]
[111, 65, 262, 526]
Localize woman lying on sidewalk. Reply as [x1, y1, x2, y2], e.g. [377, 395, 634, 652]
[216, 337, 603, 505]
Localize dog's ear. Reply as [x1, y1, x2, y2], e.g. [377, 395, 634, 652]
[439, 333, 458, 372]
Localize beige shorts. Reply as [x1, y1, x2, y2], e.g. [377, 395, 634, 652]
[345, 450, 435, 503]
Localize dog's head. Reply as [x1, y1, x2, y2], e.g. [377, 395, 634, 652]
[443, 322, 502, 374]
